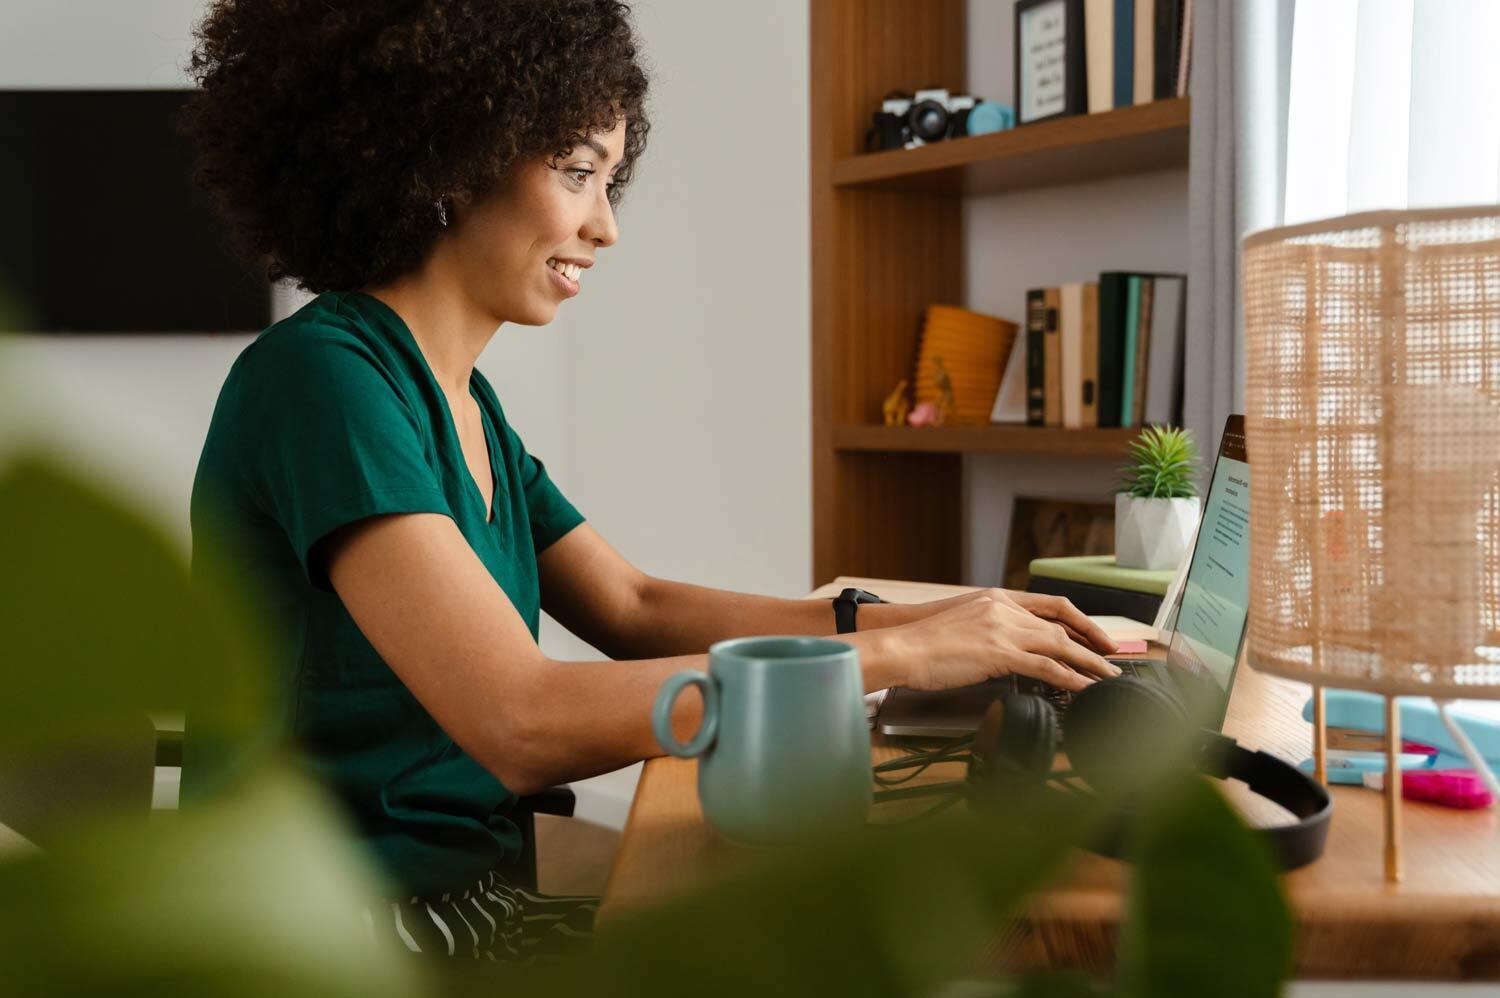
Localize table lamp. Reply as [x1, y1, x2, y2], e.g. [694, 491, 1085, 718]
[1242, 206, 1500, 883]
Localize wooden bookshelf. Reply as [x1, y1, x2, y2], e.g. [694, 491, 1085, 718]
[832, 98, 1190, 196]
[809, 0, 1187, 585]
[832, 424, 1140, 458]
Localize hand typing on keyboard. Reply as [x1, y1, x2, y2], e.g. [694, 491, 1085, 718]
[889, 593, 1122, 693]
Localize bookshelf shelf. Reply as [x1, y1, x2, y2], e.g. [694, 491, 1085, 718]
[809, 1, 1190, 585]
[831, 98, 1190, 196]
[832, 424, 1140, 458]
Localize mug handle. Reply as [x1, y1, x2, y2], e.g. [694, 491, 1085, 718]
[652, 670, 719, 758]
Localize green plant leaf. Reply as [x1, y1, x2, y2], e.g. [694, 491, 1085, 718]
[0, 453, 273, 763]
[0, 765, 424, 998]
[1117, 777, 1292, 998]
[1008, 970, 1110, 998]
[1117, 426, 1200, 499]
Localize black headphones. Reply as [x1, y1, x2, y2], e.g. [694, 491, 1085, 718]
[873, 677, 1332, 871]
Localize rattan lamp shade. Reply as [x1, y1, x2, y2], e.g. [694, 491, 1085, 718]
[1243, 206, 1500, 700]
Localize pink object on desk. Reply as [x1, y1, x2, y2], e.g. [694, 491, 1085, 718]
[1113, 639, 1149, 655]
[1403, 770, 1493, 809]
[1366, 769, 1495, 810]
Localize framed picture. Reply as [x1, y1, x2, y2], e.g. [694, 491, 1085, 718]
[1013, 0, 1087, 126]
[1001, 495, 1114, 590]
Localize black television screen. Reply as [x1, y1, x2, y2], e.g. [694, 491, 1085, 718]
[0, 89, 271, 334]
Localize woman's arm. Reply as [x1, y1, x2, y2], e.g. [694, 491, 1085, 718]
[537, 525, 1116, 658]
[324, 514, 1116, 796]
[322, 513, 911, 795]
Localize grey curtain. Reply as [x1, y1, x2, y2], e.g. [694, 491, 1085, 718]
[1183, 0, 1292, 466]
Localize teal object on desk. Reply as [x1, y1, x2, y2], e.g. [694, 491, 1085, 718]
[652, 636, 872, 845]
[1303, 690, 1500, 765]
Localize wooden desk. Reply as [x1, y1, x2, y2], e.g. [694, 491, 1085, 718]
[600, 578, 1500, 980]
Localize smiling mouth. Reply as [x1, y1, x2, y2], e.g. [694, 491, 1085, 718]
[545, 257, 581, 298]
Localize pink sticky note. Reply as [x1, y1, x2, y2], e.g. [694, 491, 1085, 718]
[1113, 639, 1149, 654]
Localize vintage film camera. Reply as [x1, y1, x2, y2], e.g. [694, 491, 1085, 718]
[865, 88, 980, 151]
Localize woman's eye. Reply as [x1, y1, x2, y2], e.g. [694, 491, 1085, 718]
[567, 168, 593, 187]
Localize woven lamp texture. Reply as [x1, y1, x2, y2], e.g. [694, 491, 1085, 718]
[1242, 206, 1500, 698]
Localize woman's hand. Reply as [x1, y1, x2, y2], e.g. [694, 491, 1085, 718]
[885, 594, 1121, 693]
[866, 587, 1118, 655]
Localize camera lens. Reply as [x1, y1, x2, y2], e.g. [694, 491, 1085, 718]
[908, 100, 949, 142]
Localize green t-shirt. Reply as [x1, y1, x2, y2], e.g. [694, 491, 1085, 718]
[186, 290, 584, 897]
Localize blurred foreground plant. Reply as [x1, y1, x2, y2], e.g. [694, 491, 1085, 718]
[0, 451, 1291, 998]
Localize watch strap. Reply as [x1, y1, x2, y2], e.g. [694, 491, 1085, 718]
[834, 587, 884, 634]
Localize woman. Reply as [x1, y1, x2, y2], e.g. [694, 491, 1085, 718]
[182, 0, 1118, 961]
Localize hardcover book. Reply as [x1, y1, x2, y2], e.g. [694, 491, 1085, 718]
[1043, 287, 1063, 427]
[1025, 289, 1048, 426]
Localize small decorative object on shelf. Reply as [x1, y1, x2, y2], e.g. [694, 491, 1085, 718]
[1114, 424, 1200, 570]
[1014, 0, 1086, 126]
[907, 401, 940, 427]
[932, 357, 957, 425]
[881, 378, 911, 427]
[865, 88, 986, 152]
[966, 100, 1016, 135]
[913, 304, 1017, 425]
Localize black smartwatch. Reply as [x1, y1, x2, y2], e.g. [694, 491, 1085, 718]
[833, 587, 884, 634]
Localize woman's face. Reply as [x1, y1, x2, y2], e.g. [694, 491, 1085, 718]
[445, 119, 625, 327]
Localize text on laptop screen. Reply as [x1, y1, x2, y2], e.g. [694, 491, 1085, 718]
[1169, 453, 1251, 692]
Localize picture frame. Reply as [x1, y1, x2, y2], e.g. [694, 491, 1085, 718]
[1013, 0, 1087, 126]
[1001, 495, 1115, 590]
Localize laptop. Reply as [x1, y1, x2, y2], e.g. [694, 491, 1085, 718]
[877, 415, 1251, 739]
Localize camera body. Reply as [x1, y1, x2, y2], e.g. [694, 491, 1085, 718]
[865, 88, 981, 151]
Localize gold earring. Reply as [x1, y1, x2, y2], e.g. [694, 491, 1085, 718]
[435, 197, 449, 228]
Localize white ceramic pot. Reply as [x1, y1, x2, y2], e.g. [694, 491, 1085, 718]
[1114, 493, 1201, 571]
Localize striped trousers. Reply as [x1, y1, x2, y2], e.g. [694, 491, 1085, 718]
[364, 867, 597, 961]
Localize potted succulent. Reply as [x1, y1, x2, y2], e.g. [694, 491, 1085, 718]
[1116, 425, 1202, 571]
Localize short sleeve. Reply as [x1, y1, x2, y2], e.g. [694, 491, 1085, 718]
[239, 331, 451, 587]
[497, 414, 584, 554]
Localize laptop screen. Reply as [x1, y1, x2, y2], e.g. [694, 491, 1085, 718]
[1164, 416, 1250, 727]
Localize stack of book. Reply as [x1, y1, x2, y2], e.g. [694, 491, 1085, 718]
[1085, 0, 1192, 112]
[989, 272, 1187, 429]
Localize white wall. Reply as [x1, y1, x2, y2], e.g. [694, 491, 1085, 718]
[962, 0, 1189, 585]
[0, 0, 810, 828]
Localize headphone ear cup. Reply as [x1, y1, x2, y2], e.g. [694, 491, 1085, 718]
[1065, 676, 1194, 794]
[971, 693, 1056, 788]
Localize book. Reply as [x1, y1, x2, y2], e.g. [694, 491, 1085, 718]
[1084, 0, 1114, 114]
[990, 331, 1029, 423]
[1176, 0, 1193, 96]
[1024, 289, 1047, 426]
[1153, 0, 1183, 99]
[1133, 0, 1154, 106]
[1118, 276, 1145, 426]
[1113, 0, 1134, 107]
[1043, 287, 1063, 427]
[1129, 276, 1154, 425]
[1144, 274, 1186, 425]
[1081, 282, 1100, 427]
[1060, 282, 1085, 428]
[1096, 271, 1129, 428]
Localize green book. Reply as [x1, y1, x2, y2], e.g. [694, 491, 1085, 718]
[1119, 276, 1142, 426]
[1028, 555, 1173, 596]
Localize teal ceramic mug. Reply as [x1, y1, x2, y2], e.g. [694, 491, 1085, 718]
[651, 636, 872, 845]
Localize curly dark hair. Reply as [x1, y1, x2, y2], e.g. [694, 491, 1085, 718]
[181, 0, 650, 293]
